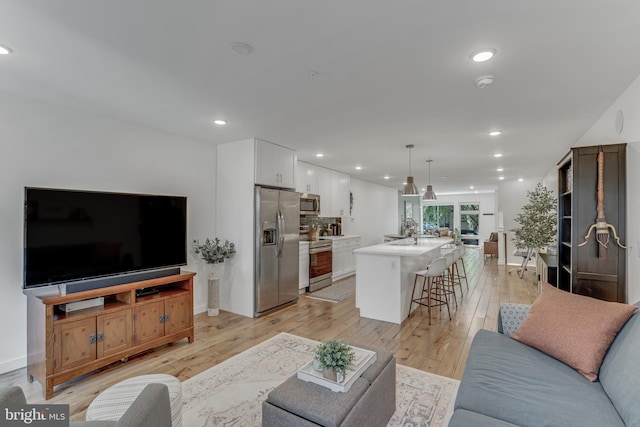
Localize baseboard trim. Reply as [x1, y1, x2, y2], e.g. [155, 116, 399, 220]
[194, 303, 208, 315]
[0, 355, 27, 375]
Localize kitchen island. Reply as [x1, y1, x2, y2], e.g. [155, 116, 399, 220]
[353, 237, 454, 324]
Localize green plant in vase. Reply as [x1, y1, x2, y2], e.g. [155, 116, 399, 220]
[193, 238, 236, 316]
[193, 238, 236, 264]
[314, 339, 355, 382]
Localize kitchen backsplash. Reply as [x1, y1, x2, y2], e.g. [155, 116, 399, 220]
[301, 217, 343, 235]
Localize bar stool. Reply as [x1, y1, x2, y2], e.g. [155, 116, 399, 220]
[443, 252, 463, 305]
[409, 257, 451, 325]
[454, 247, 469, 290]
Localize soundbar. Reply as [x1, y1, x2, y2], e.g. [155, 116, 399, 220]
[63, 267, 181, 294]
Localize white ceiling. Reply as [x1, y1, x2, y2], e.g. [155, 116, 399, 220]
[2, 1, 640, 194]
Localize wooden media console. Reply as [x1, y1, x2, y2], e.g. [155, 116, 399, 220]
[26, 271, 195, 399]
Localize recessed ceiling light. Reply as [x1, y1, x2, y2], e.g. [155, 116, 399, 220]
[0, 44, 13, 55]
[475, 191, 478, 194]
[471, 48, 496, 62]
[489, 130, 502, 136]
[499, 176, 505, 180]
[384, 175, 390, 180]
[229, 42, 254, 56]
[316, 153, 324, 158]
[402, 181, 407, 186]
[494, 153, 503, 158]
[213, 119, 227, 126]
[518, 178, 524, 182]
[496, 168, 504, 172]
[421, 188, 426, 192]
[469, 186, 474, 190]
[441, 175, 450, 180]
[355, 165, 362, 170]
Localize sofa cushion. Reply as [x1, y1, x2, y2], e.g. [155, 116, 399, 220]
[455, 330, 624, 427]
[599, 302, 640, 427]
[511, 283, 636, 381]
[498, 303, 531, 336]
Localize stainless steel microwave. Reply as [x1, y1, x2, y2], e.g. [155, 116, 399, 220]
[300, 193, 320, 216]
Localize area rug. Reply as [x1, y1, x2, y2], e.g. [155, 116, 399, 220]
[182, 332, 459, 426]
[306, 280, 356, 302]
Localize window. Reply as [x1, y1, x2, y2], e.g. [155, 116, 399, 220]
[423, 204, 453, 233]
[460, 203, 479, 244]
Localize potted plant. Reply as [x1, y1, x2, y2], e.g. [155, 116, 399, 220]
[193, 238, 236, 316]
[193, 238, 236, 264]
[314, 339, 356, 383]
[512, 183, 557, 278]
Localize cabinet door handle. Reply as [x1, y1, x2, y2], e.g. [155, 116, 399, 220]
[97, 333, 104, 343]
[89, 334, 97, 344]
[159, 315, 165, 324]
[164, 314, 170, 322]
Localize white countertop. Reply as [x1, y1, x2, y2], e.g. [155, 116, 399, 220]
[354, 237, 453, 256]
[319, 235, 361, 241]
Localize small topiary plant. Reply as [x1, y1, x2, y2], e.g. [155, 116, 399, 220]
[314, 339, 356, 376]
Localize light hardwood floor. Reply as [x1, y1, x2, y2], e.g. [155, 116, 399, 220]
[2, 248, 538, 421]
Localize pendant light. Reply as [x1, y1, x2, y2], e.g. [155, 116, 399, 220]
[423, 159, 437, 200]
[401, 144, 419, 196]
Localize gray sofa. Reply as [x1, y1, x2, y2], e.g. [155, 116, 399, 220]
[449, 302, 640, 427]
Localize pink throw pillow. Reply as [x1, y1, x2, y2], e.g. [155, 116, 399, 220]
[511, 283, 636, 381]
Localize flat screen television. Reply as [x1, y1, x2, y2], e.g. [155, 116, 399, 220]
[24, 187, 187, 292]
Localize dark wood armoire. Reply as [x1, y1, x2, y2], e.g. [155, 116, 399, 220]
[557, 143, 627, 302]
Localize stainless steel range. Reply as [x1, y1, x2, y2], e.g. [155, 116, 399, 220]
[308, 239, 332, 292]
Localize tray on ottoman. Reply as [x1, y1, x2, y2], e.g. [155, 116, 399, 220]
[297, 346, 377, 392]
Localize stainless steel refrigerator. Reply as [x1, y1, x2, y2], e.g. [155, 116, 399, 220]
[254, 186, 300, 316]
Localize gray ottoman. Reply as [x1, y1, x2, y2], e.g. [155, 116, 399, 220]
[263, 349, 396, 427]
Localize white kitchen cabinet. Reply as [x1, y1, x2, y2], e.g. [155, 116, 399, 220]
[343, 237, 361, 275]
[296, 161, 319, 194]
[330, 236, 361, 281]
[318, 167, 333, 216]
[317, 167, 350, 217]
[331, 171, 350, 217]
[299, 241, 309, 291]
[255, 139, 297, 189]
[332, 241, 345, 279]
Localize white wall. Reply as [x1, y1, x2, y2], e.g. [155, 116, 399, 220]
[342, 178, 398, 247]
[215, 139, 256, 317]
[574, 73, 640, 304]
[0, 92, 216, 374]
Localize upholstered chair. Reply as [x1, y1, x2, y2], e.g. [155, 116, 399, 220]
[0, 384, 172, 427]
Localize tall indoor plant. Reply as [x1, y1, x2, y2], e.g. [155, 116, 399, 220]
[512, 183, 557, 278]
[194, 238, 236, 316]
